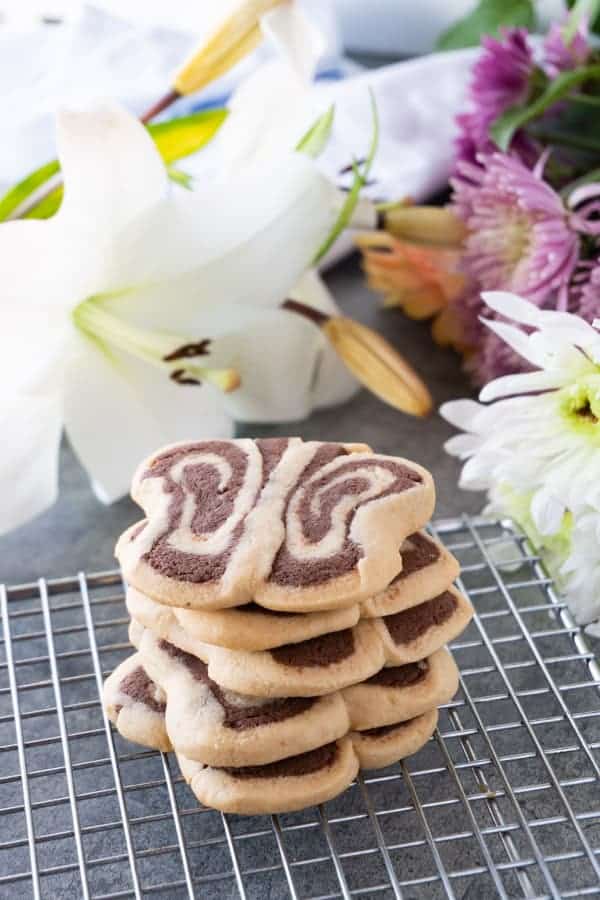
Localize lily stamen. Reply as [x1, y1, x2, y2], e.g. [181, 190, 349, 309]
[73, 296, 240, 393]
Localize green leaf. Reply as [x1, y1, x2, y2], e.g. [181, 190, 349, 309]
[313, 91, 378, 264]
[147, 107, 227, 164]
[23, 184, 63, 219]
[166, 165, 193, 189]
[568, 92, 600, 107]
[0, 107, 227, 222]
[0, 159, 60, 221]
[296, 105, 335, 158]
[490, 64, 600, 150]
[436, 0, 535, 50]
[566, 0, 600, 36]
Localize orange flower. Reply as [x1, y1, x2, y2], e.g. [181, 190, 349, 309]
[358, 231, 463, 311]
[355, 199, 473, 354]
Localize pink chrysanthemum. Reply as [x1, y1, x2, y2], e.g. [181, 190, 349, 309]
[455, 28, 534, 164]
[452, 152, 580, 304]
[470, 329, 536, 385]
[543, 18, 590, 77]
[573, 262, 600, 321]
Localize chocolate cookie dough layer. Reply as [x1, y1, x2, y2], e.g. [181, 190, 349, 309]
[134, 618, 387, 699]
[134, 632, 351, 767]
[374, 587, 473, 665]
[177, 736, 359, 815]
[127, 585, 360, 652]
[128, 581, 468, 698]
[116, 438, 434, 613]
[351, 708, 438, 769]
[103, 653, 170, 752]
[342, 648, 459, 731]
[360, 531, 460, 618]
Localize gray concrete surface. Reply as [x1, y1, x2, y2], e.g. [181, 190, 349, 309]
[0, 255, 484, 586]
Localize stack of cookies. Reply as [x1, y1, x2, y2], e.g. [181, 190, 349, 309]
[105, 438, 472, 815]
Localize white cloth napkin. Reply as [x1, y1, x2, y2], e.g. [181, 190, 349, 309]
[0, 3, 476, 244]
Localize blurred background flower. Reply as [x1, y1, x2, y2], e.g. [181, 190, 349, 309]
[357, 2, 600, 387]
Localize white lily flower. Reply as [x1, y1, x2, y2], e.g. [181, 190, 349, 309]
[2, 98, 356, 537]
[441, 290, 600, 624]
[208, 1, 325, 178]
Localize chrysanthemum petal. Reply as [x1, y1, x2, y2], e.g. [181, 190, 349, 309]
[480, 369, 568, 402]
[530, 487, 565, 536]
[481, 291, 545, 326]
[481, 316, 543, 367]
[459, 452, 502, 490]
[439, 398, 482, 430]
[444, 433, 483, 457]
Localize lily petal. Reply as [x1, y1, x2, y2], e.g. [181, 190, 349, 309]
[56, 101, 168, 238]
[289, 270, 357, 409]
[101, 153, 340, 327]
[0, 391, 62, 537]
[216, 53, 315, 176]
[197, 302, 328, 422]
[63, 335, 233, 503]
[261, 2, 325, 82]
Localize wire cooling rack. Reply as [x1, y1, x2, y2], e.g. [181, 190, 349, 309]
[1, 516, 599, 900]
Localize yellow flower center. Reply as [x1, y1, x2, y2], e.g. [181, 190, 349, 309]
[559, 375, 600, 437]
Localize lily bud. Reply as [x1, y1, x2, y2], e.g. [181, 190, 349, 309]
[142, 0, 287, 121]
[381, 201, 466, 248]
[323, 316, 432, 417]
[175, 0, 286, 95]
[282, 299, 432, 416]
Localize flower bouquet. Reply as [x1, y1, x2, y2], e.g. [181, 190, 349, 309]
[359, 1, 600, 385]
[356, 1, 600, 629]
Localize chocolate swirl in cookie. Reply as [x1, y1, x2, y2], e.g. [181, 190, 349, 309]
[383, 592, 457, 646]
[141, 440, 284, 583]
[392, 532, 440, 582]
[360, 720, 413, 738]
[366, 660, 429, 688]
[269, 448, 423, 587]
[221, 742, 338, 779]
[270, 629, 355, 668]
[127, 438, 427, 597]
[117, 665, 166, 715]
[158, 640, 315, 729]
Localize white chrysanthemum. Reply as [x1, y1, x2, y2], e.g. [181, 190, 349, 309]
[441, 290, 600, 624]
[561, 509, 600, 627]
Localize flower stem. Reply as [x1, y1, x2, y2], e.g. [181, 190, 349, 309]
[140, 89, 181, 124]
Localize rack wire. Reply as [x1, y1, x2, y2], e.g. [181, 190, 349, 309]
[1, 515, 599, 899]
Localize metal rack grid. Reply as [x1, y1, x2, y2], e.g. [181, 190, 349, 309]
[1, 515, 599, 900]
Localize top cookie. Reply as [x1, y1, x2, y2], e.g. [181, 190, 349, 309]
[116, 438, 435, 611]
